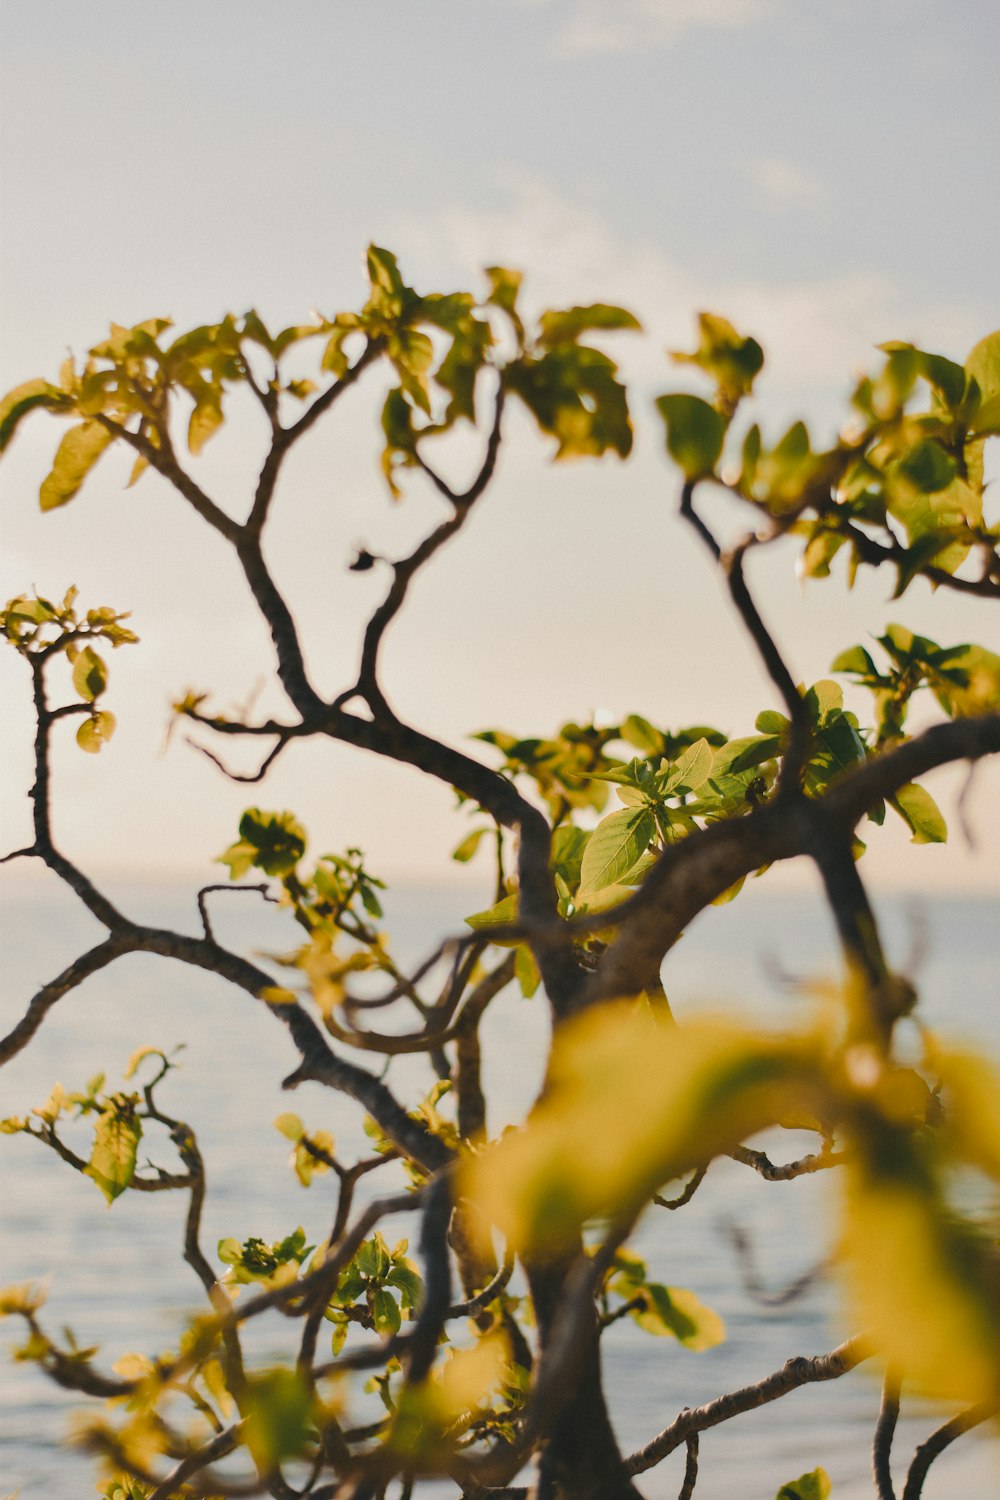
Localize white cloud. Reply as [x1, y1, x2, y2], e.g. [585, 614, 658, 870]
[746, 155, 831, 216]
[540, 0, 778, 55]
[395, 173, 980, 409]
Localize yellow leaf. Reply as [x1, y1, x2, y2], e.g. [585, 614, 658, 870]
[188, 391, 224, 455]
[841, 1167, 1000, 1403]
[123, 1045, 164, 1080]
[259, 985, 298, 1005]
[463, 1007, 822, 1255]
[39, 420, 114, 511]
[0, 1282, 47, 1317]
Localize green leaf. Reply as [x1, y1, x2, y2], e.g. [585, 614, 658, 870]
[619, 714, 664, 757]
[0, 379, 68, 452]
[662, 737, 713, 794]
[452, 827, 489, 864]
[550, 825, 591, 889]
[655, 393, 726, 479]
[578, 808, 655, 896]
[218, 809, 306, 879]
[86, 1102, 141, 1205]
[357, 1233, 391, 1280]
[505, 344, 633, 459]
[39, 421, 114, 511]
[830, 645, 877, 678]
[671, 312, 764, 408]
[895, 439, 957, 494]
[630, 1283, 725, 1350]
[371, 1286, 402, 1337]
[465, 893, 519, 941]
[537, 304, 641, 346]
[775, 1469, 831, 1500]
[386, 1259, 423, 1311]
[72, 646, 109, 703]
[890, 783, 947, 844]
[483, 266, 526, 348]
[244, 1368, 313, 1468]
[926, 642, 1000, 716]
[515, 944, 542, 998]
[965, 329, 1000, 434]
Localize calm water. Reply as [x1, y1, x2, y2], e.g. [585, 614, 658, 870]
[1, 876, 997, 1499]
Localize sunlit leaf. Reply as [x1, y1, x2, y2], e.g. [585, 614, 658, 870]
[578, 808, 655, 896]
[76, 710, 116, 753]
[39, 421, 114, 511]
[964, 329, 1000, 434]
[0, 379, 68, 452]
[72, 646, 109, 703]
[775, 1470, 831, 1500]
[629, 1282, 725, 1350]
[464, 1007, 822, 1255]
[86, 1102, 141, 1205]
[889, 783, 947, 844]
[244, 1368, 313, 1468]
[655, 393, 726, 478]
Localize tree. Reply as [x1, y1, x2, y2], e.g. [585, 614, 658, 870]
[1, 247, 998, 1500]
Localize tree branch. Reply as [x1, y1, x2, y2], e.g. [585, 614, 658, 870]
[901, 1401, 998, 1500]
[625, 1335, 872, 1475]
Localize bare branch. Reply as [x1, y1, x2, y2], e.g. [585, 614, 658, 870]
[901, 1401, 998, 1500]
[626, 1335, 872, 1475]
[729, 1143, 846, 1182]
[0, 937, 126, 1065]
[196, 881, 277, 942]
[94, 414, 242, 543]
[448, 1250, 516, 1319]
[346, 386, 505, 716]
[654, 1165, 708, 1210]
[190, 732, 293, 783]
[873, 1367, 901, 1500]
[677, 1435, 699, 1500]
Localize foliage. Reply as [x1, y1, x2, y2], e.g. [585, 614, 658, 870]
[1, 248, 998, 1500]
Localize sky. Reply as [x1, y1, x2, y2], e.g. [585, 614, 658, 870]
[1, 0, 998, 895]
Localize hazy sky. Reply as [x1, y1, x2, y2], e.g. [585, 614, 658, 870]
[1, 0, 998, 893]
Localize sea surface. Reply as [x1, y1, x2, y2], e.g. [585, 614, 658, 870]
[1, 876, 998, 1499]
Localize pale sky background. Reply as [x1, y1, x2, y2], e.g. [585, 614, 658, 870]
[1, 0, 998, 895]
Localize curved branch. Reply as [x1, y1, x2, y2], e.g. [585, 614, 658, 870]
[725, 540, 811, 793]
[678, 484, 810, 792]
[346, 386, 505, 716]
[822, 713, 1000, 827]
[0, 937, 126, 1065]
[625, 1335, 872, 1476]
[244, 336, 386, 537]
[190, 733, 293, 783]
[873, 1367, 901, 1500]
[901, 1401, 998, 1500]
[729, 1143, 846, 1181]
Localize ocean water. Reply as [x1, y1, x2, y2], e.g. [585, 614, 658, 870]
[1, 876, 997, 1499]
